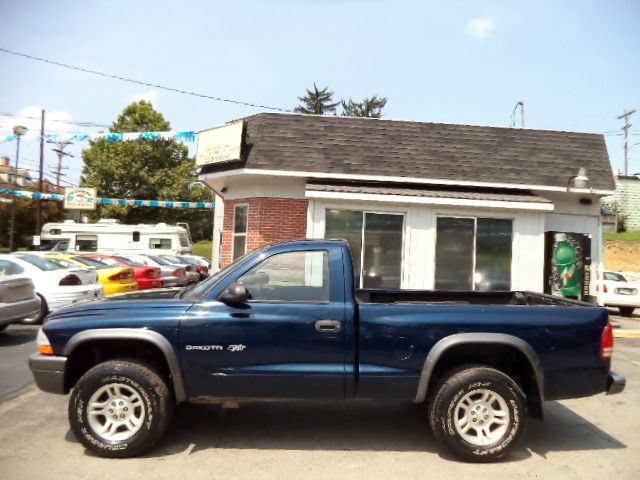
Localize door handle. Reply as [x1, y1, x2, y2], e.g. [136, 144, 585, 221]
[315, 319, 342, 333]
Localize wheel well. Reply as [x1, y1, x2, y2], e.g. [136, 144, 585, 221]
[427, 343, 543, 419]
[65, 339, 172, 396]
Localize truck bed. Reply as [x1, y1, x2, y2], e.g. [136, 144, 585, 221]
[355, 289, 592, 307]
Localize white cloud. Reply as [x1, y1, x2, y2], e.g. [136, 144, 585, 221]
[465, 17, 496, 41]
[131, 90, 159, 106]
[0, 106, 74, 136]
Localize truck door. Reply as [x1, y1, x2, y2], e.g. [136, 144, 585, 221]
[181, 247, 347, 399]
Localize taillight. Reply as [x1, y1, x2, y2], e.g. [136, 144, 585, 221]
[59, 274, 82, 286]
[600, 323, 614, 359]
[603, 284, 608, 293]
[197, 266, 208, 275]
[109, 269, 133, 281]
[143, 268, 160, 278]
[173, 269, 184, 277]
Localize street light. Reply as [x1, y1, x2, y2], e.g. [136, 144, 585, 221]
[8, 125, 28, 252]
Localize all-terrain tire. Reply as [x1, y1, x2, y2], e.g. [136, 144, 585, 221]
[68, 359, 173, 458]
[428, 366, 526, 462]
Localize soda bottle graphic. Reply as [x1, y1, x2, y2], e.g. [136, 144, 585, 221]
[553, 233, 581, 297]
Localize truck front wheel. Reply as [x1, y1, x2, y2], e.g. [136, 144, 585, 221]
[428, 366, 526, 462]
[68, 359, 173, 458]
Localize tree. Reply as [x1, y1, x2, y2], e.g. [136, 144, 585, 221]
[341, 95, 388, 118]
[0, 198, 64, 249]
[80, 101, 214, 241]
[294, 83, 340, 115]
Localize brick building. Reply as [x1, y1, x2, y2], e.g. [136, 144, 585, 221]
[199, 113, 614, 299]
[612, 175, 640, 231]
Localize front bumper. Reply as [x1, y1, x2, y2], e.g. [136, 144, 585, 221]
[607, 371, 626, 395]
[29, 353, 67, 395]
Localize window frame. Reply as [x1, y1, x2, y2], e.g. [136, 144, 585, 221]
[232, 204, 249, 261]
[434, 214, 514, 291]
[75, 234, 98, 252]
[149, 238, 172, 250]
[237, 249, 332, 304]
[323, 208, 405, 289]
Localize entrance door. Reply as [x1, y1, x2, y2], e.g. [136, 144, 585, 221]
[180, 248, 347, 399]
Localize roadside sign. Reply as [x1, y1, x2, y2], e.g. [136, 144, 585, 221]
[32, 235, 40, 246]
[64, 187, 97, 210]
[196, 121, 243, 166]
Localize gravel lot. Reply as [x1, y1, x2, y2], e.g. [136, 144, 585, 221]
[0, 319, 638, 480]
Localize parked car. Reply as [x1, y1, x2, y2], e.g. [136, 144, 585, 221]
[0, 259, 41, 332]
[155, 254, 200, 284]
[598, 270, 640, 316]
[43, 254, 138, 296]
[7, 254, 103, 323]
[83, 254, 164, 290]
[23, 251, 99, 285]
[176, 255, 210, 280]
[29, 240, 624, 461]
[117, 253, 189, 287]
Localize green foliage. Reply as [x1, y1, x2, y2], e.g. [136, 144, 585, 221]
[0, 198, 65, 249]
[192, 240, 213, 260]
[341, 95, 388, 118]
[604, 231, 640, 241]
[294, 83, 340, 115]
[80, 101, 213, 241]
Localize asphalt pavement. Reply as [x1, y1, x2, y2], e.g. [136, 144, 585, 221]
[0, 324, 37, 401]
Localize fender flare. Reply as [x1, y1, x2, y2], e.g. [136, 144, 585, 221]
[414, 332, 544, 404]
[64, 328, 187, 403]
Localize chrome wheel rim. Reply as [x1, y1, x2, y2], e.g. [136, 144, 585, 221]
[454, 388, 510, 446]
[87, 383, 145, 441]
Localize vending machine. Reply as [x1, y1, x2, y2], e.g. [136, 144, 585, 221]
[544, 231, 593, 302]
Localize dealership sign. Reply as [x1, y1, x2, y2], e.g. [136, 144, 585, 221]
[64, 187, 97, 210]
[196, 121, 243, 166]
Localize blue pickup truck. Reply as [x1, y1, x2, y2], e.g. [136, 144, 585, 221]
[29, 239, 625, 461]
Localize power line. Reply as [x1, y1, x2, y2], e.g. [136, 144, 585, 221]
[0, 111, 110, 128]
[0, 47, 292, 112]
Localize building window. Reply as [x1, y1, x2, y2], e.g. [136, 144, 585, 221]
[325, 209, 404, 288]
[149, 238, 172, 249]
[132, 231, 140, 242]
[435, 217, 513, 291]
[232, 204, 249, 261]
[76, 235, 98, 252]
[238, 250, 330, 302]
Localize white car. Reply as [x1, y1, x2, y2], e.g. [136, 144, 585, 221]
[20, 251, 99, 285]
[0, 259, 41, 332]
[599, 270, 640, 317]
[0, 254, 104, 324]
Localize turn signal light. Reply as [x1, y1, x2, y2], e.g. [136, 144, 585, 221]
[38, 344, 54, 355]
[600, 323, 614, 359]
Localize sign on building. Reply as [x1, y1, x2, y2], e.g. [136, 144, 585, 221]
[196, 121, 243, 166]
[64, 187, 97, 210]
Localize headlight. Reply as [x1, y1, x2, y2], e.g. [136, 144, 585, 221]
[36, 329, 54, 355]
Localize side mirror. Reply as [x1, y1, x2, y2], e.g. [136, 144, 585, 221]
[219, 282, 250, 305]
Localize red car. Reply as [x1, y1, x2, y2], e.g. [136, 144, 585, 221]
[84, 254, 164, 290]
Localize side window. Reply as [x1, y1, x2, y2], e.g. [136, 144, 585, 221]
[76, 235, 98, 252]
[237, 250, 330, 303]
[0, 259, 24, 275]
[149, 238, 172, 249]
[232, 205, 248, 261]
[132, 231, 140, 242]
[179, 236, 190, 248]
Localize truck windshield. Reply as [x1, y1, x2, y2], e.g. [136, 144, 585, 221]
[184, 248, 262, 300]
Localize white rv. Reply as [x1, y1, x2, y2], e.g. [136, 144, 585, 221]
[40, 219, 192, 254]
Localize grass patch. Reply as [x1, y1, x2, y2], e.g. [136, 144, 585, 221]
[604, 231, 640, 241]
[192, 240, 213, 260]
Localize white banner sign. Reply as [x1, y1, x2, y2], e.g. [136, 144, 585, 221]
[196, 121, 243, 166]
[64, 187, 97, 210]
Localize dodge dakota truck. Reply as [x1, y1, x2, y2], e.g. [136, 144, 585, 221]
[29, 239, 625, 461]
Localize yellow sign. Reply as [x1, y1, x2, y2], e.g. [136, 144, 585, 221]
[64, 187, 97, 210]
[196, 121, 243, 166]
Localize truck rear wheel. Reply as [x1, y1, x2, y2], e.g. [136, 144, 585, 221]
[68, 359, 173, 458]
[428, 366, 526, 462]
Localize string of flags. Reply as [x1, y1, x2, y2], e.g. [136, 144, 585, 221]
[0, 188, 214, 209]
[0, 130, 197, 143]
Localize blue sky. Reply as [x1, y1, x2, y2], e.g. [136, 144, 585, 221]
[0, 0, 638, 186]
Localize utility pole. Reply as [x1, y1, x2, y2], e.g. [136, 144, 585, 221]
[48, 140, 73, 188]
[510, 101, 525, 128]
[617, 109, 636, 175]
[36, 109, 45, 236]
[518, 101, 525, 128]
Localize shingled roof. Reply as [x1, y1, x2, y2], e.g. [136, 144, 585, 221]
[202, 113, 615, 192]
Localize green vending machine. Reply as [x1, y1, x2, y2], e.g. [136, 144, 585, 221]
[544, 232, 593, 302]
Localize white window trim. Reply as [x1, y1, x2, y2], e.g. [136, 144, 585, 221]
[231, 203, 249, 261]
